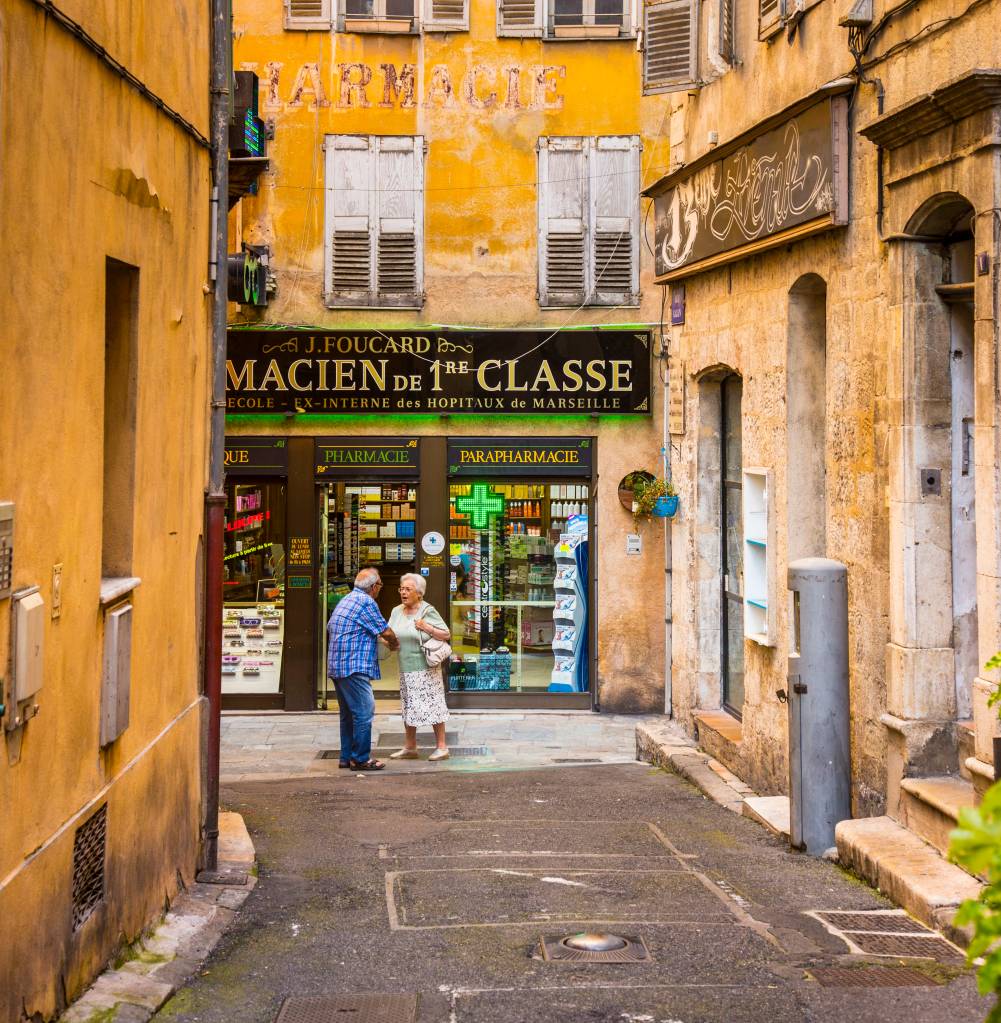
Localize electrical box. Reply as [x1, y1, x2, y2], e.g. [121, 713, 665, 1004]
[100, 603, 133, 746]
[11, 585, 44, 712]
[0, 502, 13, 600]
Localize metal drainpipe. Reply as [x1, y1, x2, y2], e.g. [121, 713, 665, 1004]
[662, 333, 673, 718]
[202, 0, 230, 874]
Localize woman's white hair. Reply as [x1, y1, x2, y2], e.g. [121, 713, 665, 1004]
[399, 572, 427, 596]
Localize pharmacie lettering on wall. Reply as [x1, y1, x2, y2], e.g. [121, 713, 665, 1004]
[225, 329, 650, 415]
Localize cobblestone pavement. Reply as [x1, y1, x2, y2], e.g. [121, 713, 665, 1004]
[221, 709, 670, 781]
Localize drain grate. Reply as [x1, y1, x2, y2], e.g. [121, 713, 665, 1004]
[536, 935, 651, 963]
[275, 993, 418, 1023]
[552, 758, 602, 763]
[317, 747, 489, 760]
[809, 966, 942, 988]
[815, 911, 931, 934]
[72, 804, 108, 930]
[377, 731, 459, 746]
[849, 932, 965, 961]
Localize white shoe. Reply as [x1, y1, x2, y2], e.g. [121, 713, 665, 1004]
[389, 748, 420, 759]
[428, 748, 450, 762]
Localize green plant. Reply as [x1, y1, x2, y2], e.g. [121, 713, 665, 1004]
[948, 651, 1001, 1020]
[632, 476, 676, 519]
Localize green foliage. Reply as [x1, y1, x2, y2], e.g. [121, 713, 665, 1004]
[948, 652, 1001, 1020]
[632, 476, 677, 519]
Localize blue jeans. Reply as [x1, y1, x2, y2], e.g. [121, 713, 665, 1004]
[332, 672, 376, 764]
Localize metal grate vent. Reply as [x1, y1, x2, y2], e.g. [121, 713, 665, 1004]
[552, 758, 602, 763]
[72, 804, 107, 930]
[317, 747, 489, 759]
[377, 731, 459, 746]
[816, 911, 930, 934]
[849, 932, 965, 961]
[810, 966, 942, 988]
[536, 934, 651, 963]
[275, 993, 418, 1023]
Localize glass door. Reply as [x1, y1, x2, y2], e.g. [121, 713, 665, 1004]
[447, 480, 590, 696]
[316, 481, 418, 706]
[720, 375, 744, 716]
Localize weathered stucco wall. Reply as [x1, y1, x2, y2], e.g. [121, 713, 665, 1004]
[663, 0, 1001, 813]
[229, 0, 675, 711]
[0, 2, 211, 1018]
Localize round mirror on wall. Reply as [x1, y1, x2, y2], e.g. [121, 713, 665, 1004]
[617, 471, 655, 513]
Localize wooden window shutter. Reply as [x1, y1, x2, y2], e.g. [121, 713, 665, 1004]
[538, 138, 587, 308]
[284, 0, 332, 29]
[325, 135, 375, 307]
[643, 0, 699, 94]
[374, 136, 424, 307]
[497, 0, 543, 36]
[590, 137, 640, 306]
[423, 0, 469, 30]
[718, 0, 735, 63]
[759, 0, 783, 34]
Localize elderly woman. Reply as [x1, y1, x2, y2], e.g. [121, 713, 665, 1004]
[386, 573, 452, 761]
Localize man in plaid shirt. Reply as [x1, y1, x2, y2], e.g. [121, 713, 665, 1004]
[327, 568, 398, 770]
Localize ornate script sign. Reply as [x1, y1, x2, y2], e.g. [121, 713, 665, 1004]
[226, 329, 650, 415]
[649, 96, 848, 281]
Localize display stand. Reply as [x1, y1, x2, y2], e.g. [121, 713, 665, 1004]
[549, 530, 588, 693]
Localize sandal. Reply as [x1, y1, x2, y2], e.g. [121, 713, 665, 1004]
[350, 759, 386, 771]
[428, 749, 450, 762]
[389, 748, 420, 759]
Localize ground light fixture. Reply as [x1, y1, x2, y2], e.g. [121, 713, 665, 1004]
[535, 931, 651, 962]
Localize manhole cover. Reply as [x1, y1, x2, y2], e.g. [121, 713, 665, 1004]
[317, 747, 489, 759]
[815, 911, 930, 934]
[809, 966, 942, 988]
[378, 731, 459, 746]
[536, 933, 651, 962]
[848, 932, 964, 961]
[275, 993, 418, 1023]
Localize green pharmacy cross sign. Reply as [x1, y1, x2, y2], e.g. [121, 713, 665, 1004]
[456, 483, 507, 530]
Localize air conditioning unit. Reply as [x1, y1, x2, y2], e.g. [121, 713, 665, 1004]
[839, 0, 873, 27]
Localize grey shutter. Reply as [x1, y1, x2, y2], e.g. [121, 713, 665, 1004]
[759, 0, 783, 33]
[590, 137, 640, 306]
[375, 137, 423, 307]
[719, 0, 735, 62]
[325, 135, 375, 307]
[285, 0, 332, 28]
[538, 138, 588, 307]
[423, 0, 469, 29]
[497, 0, 543, 36]
[643, 0, 699, 94]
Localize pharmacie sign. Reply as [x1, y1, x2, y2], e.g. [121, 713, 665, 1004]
[448, 438, 593, 477]
[226, 329, 650, 415]
[223, 436, 288, 475]
[315, 437, 420, 476]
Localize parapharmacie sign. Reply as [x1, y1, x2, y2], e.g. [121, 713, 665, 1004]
[226, 329, 650, 415]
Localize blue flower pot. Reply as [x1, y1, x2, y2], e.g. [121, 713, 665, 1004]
[652, 495, 679, 518]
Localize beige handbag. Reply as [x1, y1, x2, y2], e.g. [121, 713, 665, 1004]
[418, 603, 452, 668]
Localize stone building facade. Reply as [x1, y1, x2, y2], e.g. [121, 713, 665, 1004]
[0, 2, 212, 1019]
[644, 0, 1001, 835]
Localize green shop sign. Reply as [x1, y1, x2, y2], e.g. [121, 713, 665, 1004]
[448, 438, 592, 478]
[315, 437, 420, 477]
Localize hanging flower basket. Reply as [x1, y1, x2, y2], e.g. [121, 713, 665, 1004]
[652, 494, 679, 518]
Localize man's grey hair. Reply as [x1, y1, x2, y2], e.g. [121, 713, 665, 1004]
[355, 568, 381, 591]
[399, 572, 427, 596]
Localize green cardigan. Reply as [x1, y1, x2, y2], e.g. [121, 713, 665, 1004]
[388, 601, 448, 674]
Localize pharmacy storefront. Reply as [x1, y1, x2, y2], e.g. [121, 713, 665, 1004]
[222, 327, 660, 713]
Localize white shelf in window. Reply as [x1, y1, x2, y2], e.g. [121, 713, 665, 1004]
[742, 467, 774, 647]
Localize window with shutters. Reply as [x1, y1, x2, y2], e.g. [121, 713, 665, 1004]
[758, 0, 784, 35]
[285, 0, 332, 28]
[498, 0, 632, 37]
[718, 0, 735, 63]
[324, 135, 424, 308]
[537, 136, 641, 308]
[643, 0, 699, 94]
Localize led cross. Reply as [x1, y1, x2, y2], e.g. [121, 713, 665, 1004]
[455, 483, 506, 530]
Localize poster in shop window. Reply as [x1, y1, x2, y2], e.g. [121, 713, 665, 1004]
[225, 328, 650, 416]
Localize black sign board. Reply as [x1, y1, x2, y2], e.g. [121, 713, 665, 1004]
[226, 329, 650, 416]
[447, 438, 593, 478]
[315, 437, 420, 477]
[224, 436, 288, 476]
[648, 94, 849, 282]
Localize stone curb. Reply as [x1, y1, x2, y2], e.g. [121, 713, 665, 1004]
[59, 812, 256, 1022]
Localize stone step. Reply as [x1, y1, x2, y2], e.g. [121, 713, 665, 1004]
[958, 720, 975, 782]
[835, 814, 982, 945]
[899, 774, 977, 859]
[742, 795, 791, 841]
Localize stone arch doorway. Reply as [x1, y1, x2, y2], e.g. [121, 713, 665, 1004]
[887, 193, 977, 783]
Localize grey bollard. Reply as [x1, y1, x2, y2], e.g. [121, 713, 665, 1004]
[785, 558, 851, 855]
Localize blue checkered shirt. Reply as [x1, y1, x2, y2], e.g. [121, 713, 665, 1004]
[326, 587, 388, 681]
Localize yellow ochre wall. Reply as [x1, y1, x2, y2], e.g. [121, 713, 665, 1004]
[0, 0, 211, 1018]
[229, 1, 675, 711]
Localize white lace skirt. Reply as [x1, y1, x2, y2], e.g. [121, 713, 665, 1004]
[400, 666, 450, 728]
